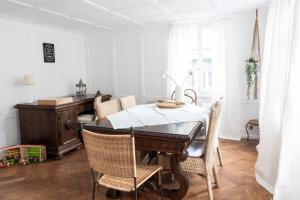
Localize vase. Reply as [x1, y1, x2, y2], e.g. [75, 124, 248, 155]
[175, 86, 184, 102]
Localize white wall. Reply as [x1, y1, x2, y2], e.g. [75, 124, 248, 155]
[85, 26, 169, 100]
[85, 8, 268, 141]
[233, 8, 268, 139]
[0, 17, 86, 147]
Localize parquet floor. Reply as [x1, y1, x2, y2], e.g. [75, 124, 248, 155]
[0, 139, 271, 200]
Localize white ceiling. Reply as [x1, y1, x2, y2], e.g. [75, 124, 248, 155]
[0, 0, 269, 32]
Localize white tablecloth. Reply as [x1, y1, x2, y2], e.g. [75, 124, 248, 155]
[106, 104, 210, 131]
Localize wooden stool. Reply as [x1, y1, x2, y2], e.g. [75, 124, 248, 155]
[245, 119, 259, 141]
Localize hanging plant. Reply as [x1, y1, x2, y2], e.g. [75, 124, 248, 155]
[245, 57, 258, 99]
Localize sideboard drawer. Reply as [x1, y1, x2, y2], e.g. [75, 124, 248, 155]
[59, 107, 78, 144]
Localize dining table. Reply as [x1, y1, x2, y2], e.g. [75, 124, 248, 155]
[83, 113, 205, 200]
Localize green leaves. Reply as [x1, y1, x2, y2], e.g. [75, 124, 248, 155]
[245, 57, 259, 99]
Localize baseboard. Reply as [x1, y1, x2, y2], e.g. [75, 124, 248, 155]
[255, 171, 274, 194]
[240, 97, 260, 104]
[241, 134, 260, 140]
[240, 126, 260, 140]
[219, 134, 241, 141]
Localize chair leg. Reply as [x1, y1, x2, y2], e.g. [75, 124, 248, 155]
[216, 146, 223, 166]
[245, 123, 250, 142]
[212, 164, 219, 188]
[91, 169, 97, 200]
[134, 177, 138, 200]
[206, 169, 214, 200]
[158, 171, 162, 186]
[120, 191, 123, 200]
[159, 170, 163, 200]
[134, 189, 138, 200]
[92, 182, 96, 200]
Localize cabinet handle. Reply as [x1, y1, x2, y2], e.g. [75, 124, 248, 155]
[64, 120, 73, 130]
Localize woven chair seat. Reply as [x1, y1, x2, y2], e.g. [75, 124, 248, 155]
[98, 164, 162, 192]
[180, 157, 205, 174]
[78, 114, 94, 123]
[159, 140, 205, 171]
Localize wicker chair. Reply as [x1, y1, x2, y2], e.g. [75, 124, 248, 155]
[96, 99, 119, 119]
[194, 99, 224, 167]
[120, 95, 137, 110]
[120, 95, 151, 162]
[158, 99, 223, 200]
[82, 129, 163, 200]
[181, 100, 222, 200]
[78, 91, 102, 123]
[215, 142, 223, 166]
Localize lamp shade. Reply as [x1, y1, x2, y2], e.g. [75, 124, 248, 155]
[23, 74, 34, 85]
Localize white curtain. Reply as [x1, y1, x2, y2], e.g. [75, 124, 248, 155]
[167, 24, 198, 92]
[211, 19, 231, 100]
[256, 0, 300, 199]
[211, 18, 232, 137]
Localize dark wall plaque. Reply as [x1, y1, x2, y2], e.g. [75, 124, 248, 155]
[43, 43, 55, 63]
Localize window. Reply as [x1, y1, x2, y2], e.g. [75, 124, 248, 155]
[188, 26, 213, 96]
[167, 24, 214, 97]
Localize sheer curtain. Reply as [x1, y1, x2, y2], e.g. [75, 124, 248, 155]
[211, 18, 232, 137]
[167, 24, 198, 92]
[211, 19, 230, 100]
[255, 0, 300, 198]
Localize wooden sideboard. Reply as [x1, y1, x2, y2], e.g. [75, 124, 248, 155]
[15, 94, 111, 159]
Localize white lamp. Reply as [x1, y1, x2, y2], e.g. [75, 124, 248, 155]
[23, 74, 35, 85]
[23, 74, 35, 103]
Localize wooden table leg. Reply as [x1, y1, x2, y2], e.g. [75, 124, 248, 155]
[168, 151, 189, 200]
[106, 189, 120, 199]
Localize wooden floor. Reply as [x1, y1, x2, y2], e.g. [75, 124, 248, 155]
[0, 139, 271, 200]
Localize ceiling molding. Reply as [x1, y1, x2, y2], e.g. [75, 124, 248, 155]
[0, 0, 269, 32]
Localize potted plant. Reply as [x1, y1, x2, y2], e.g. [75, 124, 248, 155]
[245, 57, 259, 99]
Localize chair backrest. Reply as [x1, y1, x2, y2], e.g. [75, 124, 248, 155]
[120, 95, 136, 110]
[82, 129, 136, 178]
[204, 98, 223, 170]
[96, 99, 119, 119]
[93, 91, 102, 110]
[93, 95, 102, 120]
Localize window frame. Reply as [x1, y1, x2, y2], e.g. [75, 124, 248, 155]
[189, 23, 213, 98]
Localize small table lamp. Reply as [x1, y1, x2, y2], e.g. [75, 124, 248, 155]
[23, 74, 34, 85]
[23, 74, 35, 103]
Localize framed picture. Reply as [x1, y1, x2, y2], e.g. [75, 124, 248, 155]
[43, 43, 55, 63]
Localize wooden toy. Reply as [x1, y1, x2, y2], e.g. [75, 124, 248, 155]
[0, 145, 46, 167]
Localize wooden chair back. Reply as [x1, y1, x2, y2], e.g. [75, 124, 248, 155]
[204, 98, 223, 170]
[82, 129, 136, 178]
[96, 99, 118, 119]
[120, 95, 136, 110]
